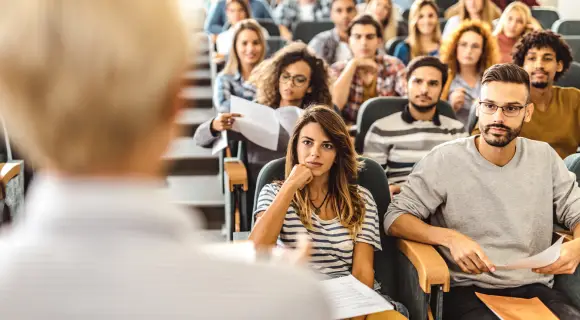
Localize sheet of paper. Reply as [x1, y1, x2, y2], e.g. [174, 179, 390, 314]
[496, 236, 565, 270]
[211, 131, 228, 155]
[476, 293, 559, 320]
[321, 275, 393, 320]
[230, 96, 279, 150]
[276, 106, 303, 134]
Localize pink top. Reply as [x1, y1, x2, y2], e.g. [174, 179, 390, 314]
[498, 33, 519, 64]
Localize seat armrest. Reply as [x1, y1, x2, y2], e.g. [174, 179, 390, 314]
[0, 162, 21, 200]
[397, 239, 450, 293]
[223, 158, 248, 192]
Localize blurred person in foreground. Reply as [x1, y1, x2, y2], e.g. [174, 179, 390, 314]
[0, 1, 331, 319]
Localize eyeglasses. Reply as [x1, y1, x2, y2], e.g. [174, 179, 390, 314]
[280, 73, 309, 88]
[478, 101, 527, 117]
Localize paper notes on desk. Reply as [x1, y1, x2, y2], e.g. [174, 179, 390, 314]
[321, 275, 393, 320]
[495, 236, 564, 270]
[230, 96, 303, 150]
[476, 293, 558, 320]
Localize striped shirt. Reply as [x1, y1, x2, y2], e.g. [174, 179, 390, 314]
[363, 106, 467, 185]
[254, 183, 382, 277]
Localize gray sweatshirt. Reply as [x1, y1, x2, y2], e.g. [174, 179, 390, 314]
[385, 136, 580, 289]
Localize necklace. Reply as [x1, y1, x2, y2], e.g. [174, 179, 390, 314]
[310, 192, 329, 214]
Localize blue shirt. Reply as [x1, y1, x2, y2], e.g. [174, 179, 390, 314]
[213, 71, 257, 113]
[393, 42, 439, 65]
[204, 0, 274, 34]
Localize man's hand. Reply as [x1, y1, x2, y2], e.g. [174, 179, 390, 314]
[533, 239, 580, 275]
[449, 88, 466, 112]
[445, 230, 496, 274]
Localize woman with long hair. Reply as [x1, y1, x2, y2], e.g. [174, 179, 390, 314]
[393, 0, 441, 65]
[364, 0, 407, 45]
[493, 1, 541, 63]
[440, 20, 500, 125]
[442, 0, 500, 39]
[213, 19, 266, 112]
[194, 42, 333, 213]
[249, 106, 408, 318]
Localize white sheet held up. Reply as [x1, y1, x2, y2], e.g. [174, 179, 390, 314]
[321, 275, 393, 320]
[496, 236, 565, 270]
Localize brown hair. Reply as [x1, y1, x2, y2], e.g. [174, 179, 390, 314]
[249, 42, 332, 108]
[226, 0, 251, 23]
[481, 63, 531, 101]
[222, 19, 266, 76]
[407, 0, 441, 59]
[284, 106, 365, 237]
[459, 0, 496, 25]
[440, 20, 500, 99]
[365, 0, 397, 42]
[347, 14, 384, 40]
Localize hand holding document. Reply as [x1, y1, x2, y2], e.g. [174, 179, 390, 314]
[495, 237, 565, 270]
[321, 275, 393, 320]
[230, 96, 303, 150]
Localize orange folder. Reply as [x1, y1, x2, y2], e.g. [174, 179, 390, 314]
[475, 292, 559, 320]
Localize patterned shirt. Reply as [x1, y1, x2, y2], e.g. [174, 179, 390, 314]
[213, 71, 257, 113]
[330, 54, 407, 123]
[363, 105, 467, 185]
[273, 0, 331, 29]
[309, 28, 353, 65]
[254, 183, 381, 277]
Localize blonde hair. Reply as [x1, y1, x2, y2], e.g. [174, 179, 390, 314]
[493, 1, 539, 37]
[407, 0, 441, 59]
[0, 0, 189, 173]
[223, 19, 266, 76]
[365, 0, 399, 43]
[459, 0, 497, 25]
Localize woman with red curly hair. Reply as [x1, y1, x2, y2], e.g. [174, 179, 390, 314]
[440, 20, 500, 125]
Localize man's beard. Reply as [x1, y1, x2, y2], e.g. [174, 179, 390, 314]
[480, 119, 524, 148]
[531, 81, 549, 89]
[411, 102, 438, 113]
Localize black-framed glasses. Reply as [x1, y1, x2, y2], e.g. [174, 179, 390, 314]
[280, 73, 309, 88]
[478, 101, 527, 117]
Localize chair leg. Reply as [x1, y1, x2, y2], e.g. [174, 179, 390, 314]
[429, 285, 444, 320]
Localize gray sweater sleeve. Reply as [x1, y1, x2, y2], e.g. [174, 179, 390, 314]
[193, 119, 219, 148]
[551, 146, 580, 231]
[384, 149, 446, 234]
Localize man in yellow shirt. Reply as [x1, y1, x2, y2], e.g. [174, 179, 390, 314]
[474, 31, 579, 158]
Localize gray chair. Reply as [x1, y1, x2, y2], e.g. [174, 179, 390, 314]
[556, 61, 580, 89]
[562, 35, 580, 62]
[552, 19, 580, 36]
[255, 18, 280, 36]
[439, 18, 447, 32]
[293, 20, 334, 44]
[0, 117, 24, 225]
[531, 7, 560, 30]
[266, 36, 287, 57]
[253, 157, 451, 320]
[386, 36, 406, 56]
[354, 97, 458, 154]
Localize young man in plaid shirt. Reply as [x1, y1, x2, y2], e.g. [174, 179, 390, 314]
[330, 14, 407, 124]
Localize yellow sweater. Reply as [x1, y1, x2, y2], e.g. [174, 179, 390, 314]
[472, 86, 580, 158]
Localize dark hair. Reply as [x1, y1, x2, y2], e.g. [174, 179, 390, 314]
[481, 63, 530, 102]
[250, 42, 332, 109]
[512, 30, 573, 82]
[330, 0, 357, 9]
[407, 56, 449, 86]
[347, 14, 383, 39]
[226, 0, 251, 20]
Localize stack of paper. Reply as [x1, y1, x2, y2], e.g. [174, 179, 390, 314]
[495, 237, 564, 270]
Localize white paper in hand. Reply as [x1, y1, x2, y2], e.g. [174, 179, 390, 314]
[496, 236, 565, 270]
[230, 96, 279, 150]
[321, 275, 393, 320]
[211, 131, 228, 155]
[276, 106, 303, 134]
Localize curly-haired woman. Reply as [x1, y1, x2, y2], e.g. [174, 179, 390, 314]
[440, 20, 500, 124]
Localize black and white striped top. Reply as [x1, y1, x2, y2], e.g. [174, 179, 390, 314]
[254, 183, 382, 277]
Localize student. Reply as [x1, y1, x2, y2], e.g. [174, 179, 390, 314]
[393, 0, 441, 65]
[440, 20, 500, 125]
[385, 63, 580, 320]
[214, 19, 266, 112]
[194, 42, 332, 210]
[493, 1, 541, 63]
[475, 31, 580, 158]
[204, 0, 273, 35]
[0, 1, 331, 318]
[249, 106, 409, 318]
[308, 0, 358, 65]
[363, 56, 467, 196]
[364, 0, 407, 45]
[274, 0, 330, 41]
[330, 14, 407, 124]
[442, 0, 500, 39]
[215, 1, 269, 56]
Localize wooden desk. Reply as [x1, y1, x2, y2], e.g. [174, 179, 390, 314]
[367, 310, 407, 320]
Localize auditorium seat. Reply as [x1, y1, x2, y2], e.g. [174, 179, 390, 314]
[556, 61, 580, 89]
[562, 35, 580, 62]
[266, 37, 288, 57]
[531, 7, 560, 30]
[293, 20, 334, 44]
[255, 18, 281, 36]
[252, 156, 451, 320]
[552, 19, 580, 36]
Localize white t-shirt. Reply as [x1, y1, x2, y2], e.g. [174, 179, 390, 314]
[216, 27, 270, 55]
[299, 3, 316, 21]
[335, 41, 353, 63]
